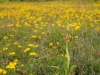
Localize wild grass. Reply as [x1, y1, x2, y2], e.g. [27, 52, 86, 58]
[0, 2, 100, 75]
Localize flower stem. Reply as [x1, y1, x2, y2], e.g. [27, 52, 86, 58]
[65, 23, 70, 75]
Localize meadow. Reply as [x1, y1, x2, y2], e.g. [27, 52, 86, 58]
[0, 2, 100, 75]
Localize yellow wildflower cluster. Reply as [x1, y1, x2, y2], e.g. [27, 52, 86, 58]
[6, 59, 18, 69]
[49, 43, 53, 46]
[3, 47, 8, 51]
[14, 42, 19, 45]
[0, 2, 100, 74]
[74, 25, 80, 30]
[28, 44, 34, 47]
[0, 68, 7, 75]
[9, 52, 16, 56]
[29, 52, 36, 56]
[24, 48, 30, 52]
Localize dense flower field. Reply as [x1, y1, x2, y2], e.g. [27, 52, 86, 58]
[0, 2, 100, 75]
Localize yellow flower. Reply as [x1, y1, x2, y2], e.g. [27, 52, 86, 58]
[6, 62, 15, 69]
[56, 20, 62, 26]
[90, 24, 94, 27]
[39, 27, 43, 30]
[35, 45, 38, 48]
[38, 36, 41, 39]
[42, 32, 46, 35]
[24, 22, 30, 27]
[12, 28, 16, 32]
[18, 45, 22, 48]
[74, 25, 80, 30]
[49, 43, 53, 46]
[62, 25, 65, 28]
[74, 35, 78, 39]
[2, 70, 7, 74]
[31, 35, 37, 39]
[29, 52, 36, 56]
[56, 42, 60, 45]
[21, 64, 24, 67]
[6, 44, 10, 46]
[16, 23, 21, 27]
[28, 44, 34, 47]
[7, 24, 13, 27]
[24, 48, 30, 52]
[34, 30, 38, 33]
[4, 36, 8, 39]
[51, 24, 55, 26]
[60, 53, 64, 57]
[0, 68, 2, 73]
[10, 52, 16, 56]
[14, 42, 18, 45]
[10, 34, 14, 37]
[14, 59, 19, 63]
[3, 47, 8, 51]
[6, 60, 18, 69]
[0, 68, 7, 74]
